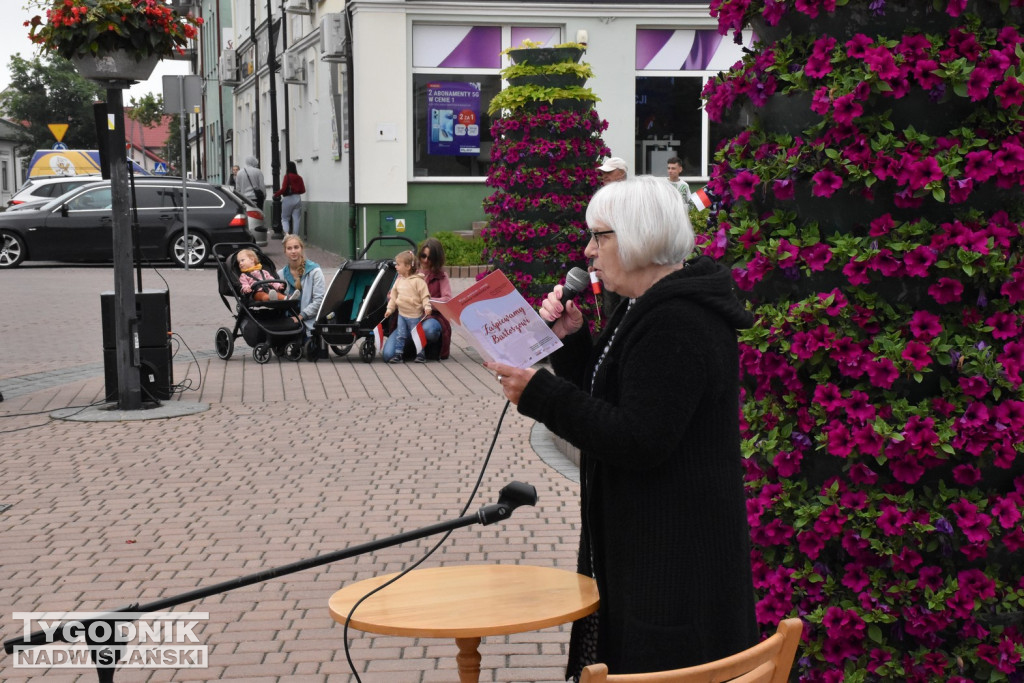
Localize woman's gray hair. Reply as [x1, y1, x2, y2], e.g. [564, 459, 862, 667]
[244, 155, 259, 167]
[585, 175, 695, 271]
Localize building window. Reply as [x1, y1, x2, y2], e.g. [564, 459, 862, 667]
[634, 28, 751, 181]
[1, 160, 8, 192]
[411, 24, 561, 179]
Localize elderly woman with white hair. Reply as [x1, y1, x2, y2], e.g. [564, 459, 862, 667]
[485, 175, 759, 678]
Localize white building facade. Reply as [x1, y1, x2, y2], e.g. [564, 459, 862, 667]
[210, 0, 748, 256]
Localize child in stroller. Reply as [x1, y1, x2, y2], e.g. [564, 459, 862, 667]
[237, 248, 287, 301]
[214, 243, 307, 363]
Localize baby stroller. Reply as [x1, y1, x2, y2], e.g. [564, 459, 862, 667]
[213, 242, 307, 363]
[310, 235, 417, 363]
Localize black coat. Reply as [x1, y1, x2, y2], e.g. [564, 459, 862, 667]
[518, 256, 759, 677]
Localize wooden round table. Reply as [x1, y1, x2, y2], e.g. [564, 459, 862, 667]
[328, 564, 599, 682]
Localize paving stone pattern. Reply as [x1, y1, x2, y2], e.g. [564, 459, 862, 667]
[0, 238, 582, 682]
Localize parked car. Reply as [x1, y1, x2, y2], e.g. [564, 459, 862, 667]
[5, 175, 101, 208]
[0, 178, 252, 269]
[221, 185, 267, 245]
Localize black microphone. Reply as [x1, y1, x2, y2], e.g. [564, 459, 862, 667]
[547, 267, 591, 326]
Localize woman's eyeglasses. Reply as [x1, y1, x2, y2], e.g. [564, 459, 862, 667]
[589, 229, 615, 248]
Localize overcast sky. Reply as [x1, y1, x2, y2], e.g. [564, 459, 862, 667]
[1, 5, 191, 109]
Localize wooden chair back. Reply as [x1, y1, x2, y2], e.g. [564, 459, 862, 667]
[579, 617, 803, 683]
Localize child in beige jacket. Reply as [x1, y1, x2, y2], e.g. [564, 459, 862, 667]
[383, 250, 433, 363]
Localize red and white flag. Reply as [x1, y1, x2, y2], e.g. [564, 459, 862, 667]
[372, 323, 385, 352]
[412, 320, 428, 355]
[691, 188, 712, 210]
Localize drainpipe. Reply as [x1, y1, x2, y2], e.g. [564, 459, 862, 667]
[345, 4, 356, 259]
[250, 0, 260, 161]
[267, 0, 282, 235]
[281, 0, 291, 166]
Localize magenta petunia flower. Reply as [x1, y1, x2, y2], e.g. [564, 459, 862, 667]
[811, 168, 843, 197]
[863, 45, 899, 80]
[797, 530, 825, 559]
[802, 242, 832, 271]
[995, 75, 1024, 108]
[991, 496, 1023, 528]
[986, 311, 1019, 339]
[876, 503, 906, 535]
[967, 67, 998, 101]
[729, 169, 760, 201]
[832, 93, 863, 124]
[845, 33, 873, 58]
[864, 357, 898, 388]
[772, 449, 803, 477]
[995, 142, 1024, 174]
[902, 340, 932, 371]
[946, 0, 968, 15]
[772, 178, 795, 200]
[928, 277, 964, 304]
[843, 258, 870, 285]
[825, 421, 854, 457]
[909, 310, 942, 340]
[953, 464, 982, 485]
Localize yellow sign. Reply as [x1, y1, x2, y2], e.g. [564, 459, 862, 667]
[395, 218, 406, 232]
[47, 124, 69, 142]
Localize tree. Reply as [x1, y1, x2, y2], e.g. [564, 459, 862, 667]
[127, 92, 165, 170]
[3, 54, 102, 156]
[165, 113, 185, 176]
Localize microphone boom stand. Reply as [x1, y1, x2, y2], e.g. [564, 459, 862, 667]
[4, 481, 539, 682]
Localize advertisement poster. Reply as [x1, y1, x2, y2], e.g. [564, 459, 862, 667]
[426, 81, 481, 156]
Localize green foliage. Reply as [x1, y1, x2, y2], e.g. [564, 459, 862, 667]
[164, 114, 184, 175]
[487, 85, 599, 116]
[3, 54, 102, 157]
[501, 61, 594, 80]
[128, 93, 164, 128]
[431, 231, 484, 266]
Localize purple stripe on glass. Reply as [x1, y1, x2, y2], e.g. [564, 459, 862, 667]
[683, 32, 724, 70]
[438, 26, 501, 69]
[636, 29, 674, 70]
[511, 26, 560, 48]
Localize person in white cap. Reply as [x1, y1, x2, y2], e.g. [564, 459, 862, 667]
[597, 156, 628, 185]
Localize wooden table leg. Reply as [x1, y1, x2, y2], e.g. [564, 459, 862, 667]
[455, 636, 482, 683]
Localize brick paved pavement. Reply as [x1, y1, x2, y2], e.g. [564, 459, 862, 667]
[0, 238, 582, 682]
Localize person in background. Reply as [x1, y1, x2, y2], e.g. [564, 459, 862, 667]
[417, 237, 452, 360]
[274, 161, 306, 237]
[597, 156, 628, 185]
[235, 156, 265, 208]
[229, 164, 240, 192]
[595, 157, 628, 315]
[382, 250, 432, 364]
[281, 235, 326, 335]
[483, 176, 759, 679]
[666, 156, 692, 205]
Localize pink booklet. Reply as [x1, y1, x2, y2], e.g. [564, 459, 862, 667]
[431, 270, 563, 368]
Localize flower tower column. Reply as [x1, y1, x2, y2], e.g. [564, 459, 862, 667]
[703, 1, 1024, 680]
[483, 44, 610, 316]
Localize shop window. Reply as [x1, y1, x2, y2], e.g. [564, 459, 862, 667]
[412, 24, 560, 179]
[635, 76, 704, 177]
[412, 73, 500, 178]
[634, 28, 751, 180]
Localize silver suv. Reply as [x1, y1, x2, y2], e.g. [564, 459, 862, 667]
[6, 176, 102, 208]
